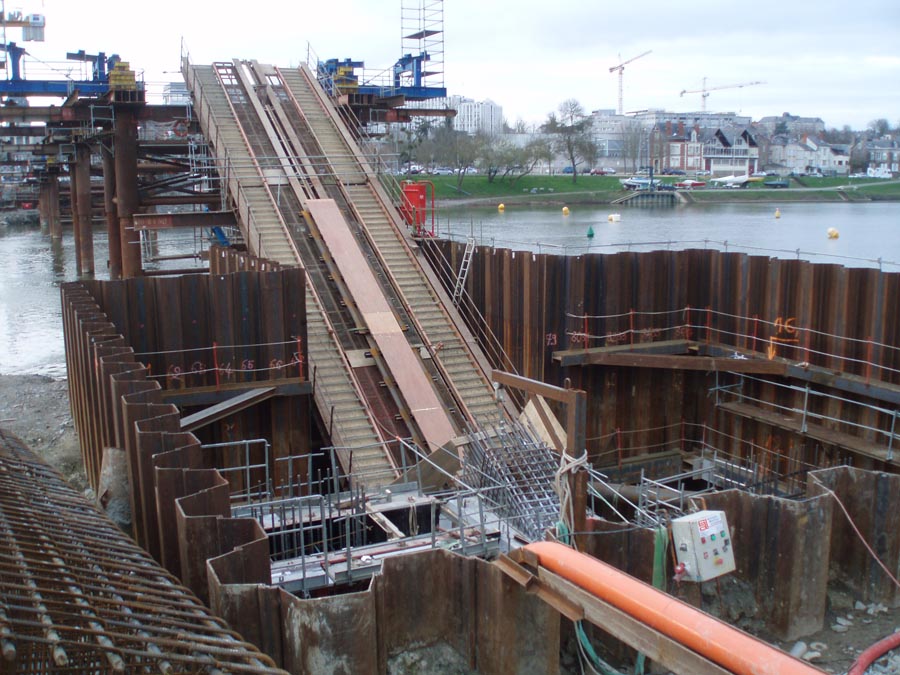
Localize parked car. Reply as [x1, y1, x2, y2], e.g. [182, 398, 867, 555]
[562, 166, 575, 174]
[848, 172, 867, 178]
[764, 179, 790, 189]
[696, 170, 712, 176]
[661, 168, 686, 175]
[430, 167, 454, 176]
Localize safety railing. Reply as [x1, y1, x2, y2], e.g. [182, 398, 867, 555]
[436, 230, 900, 271]
[714, 373, 899, 460]
[133, 337, 304, 390]
[565, 306, 900, 385]
[203, 438, 272, 503]
[418, 239, 529, 410]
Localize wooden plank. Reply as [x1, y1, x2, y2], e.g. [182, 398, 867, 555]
[308, 198, 456, 451]
[537, 568, 732, 675]
[180, 386, 277, 432]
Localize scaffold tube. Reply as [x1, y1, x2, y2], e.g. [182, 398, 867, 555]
[523, 541, 823, 675]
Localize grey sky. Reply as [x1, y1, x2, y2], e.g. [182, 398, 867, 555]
[13, 0, 900, 129]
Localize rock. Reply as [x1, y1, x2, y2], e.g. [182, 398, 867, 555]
[97, 447, 132, 530]
[827, 587, 855, 611]
[831, 624, 849, 633]
[835, 616, 853, 626]
[789, 641, 808, 658]
[809, 642, 828, 652]
[802, 651, 822, 662]
[855, 600, 867, 610]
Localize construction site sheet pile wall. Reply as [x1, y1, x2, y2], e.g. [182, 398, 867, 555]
[185, 59, 392, 478]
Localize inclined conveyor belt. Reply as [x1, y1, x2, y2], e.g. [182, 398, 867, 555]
[277, 65, 503, 427]
[186, 62, 392, 482]
[185, 57, 509, 484]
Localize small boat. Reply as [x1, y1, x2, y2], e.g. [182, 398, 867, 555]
[674, 179, 706, 189]
[619, 176, 660, 190]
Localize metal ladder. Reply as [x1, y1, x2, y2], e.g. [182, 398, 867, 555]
[452, 238, 475, 307]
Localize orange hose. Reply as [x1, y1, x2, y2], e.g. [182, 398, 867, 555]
[524, 541, 822, 675]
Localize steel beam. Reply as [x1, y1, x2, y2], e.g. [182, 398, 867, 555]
[133, 210, 236, 230]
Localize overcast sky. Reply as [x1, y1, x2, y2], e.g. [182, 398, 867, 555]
[11, 0, 900, 130]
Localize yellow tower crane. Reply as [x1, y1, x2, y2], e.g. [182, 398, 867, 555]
[609, 50, 651, 116]
[679, 77, 765, 113]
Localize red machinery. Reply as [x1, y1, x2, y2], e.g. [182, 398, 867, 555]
[399, 180, 434, 237]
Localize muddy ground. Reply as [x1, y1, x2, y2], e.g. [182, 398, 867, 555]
[1, 373, 897, 673]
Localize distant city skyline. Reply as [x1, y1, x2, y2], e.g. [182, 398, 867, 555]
[9, 0, 900, 131]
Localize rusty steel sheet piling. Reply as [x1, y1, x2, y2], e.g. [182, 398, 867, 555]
[425, 242, 900, 472]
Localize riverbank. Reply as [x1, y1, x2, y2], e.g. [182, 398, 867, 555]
[409, 174, 900, 208]
[0, 374, 86, 492]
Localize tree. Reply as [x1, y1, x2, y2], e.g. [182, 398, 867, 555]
[541, 99, 596, 182]
[508, 136, 553, 186]
[868, 118, 892, 138]
[620, 120, 643, 173]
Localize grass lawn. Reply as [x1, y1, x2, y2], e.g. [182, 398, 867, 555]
[397, 174, 900, 205]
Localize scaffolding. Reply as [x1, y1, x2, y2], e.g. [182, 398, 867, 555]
[400, 0, 444, 89]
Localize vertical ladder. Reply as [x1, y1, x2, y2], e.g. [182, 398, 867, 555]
[452, 237, 475, 306]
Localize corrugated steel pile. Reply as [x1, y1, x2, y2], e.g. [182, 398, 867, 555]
[0, 428, 287, 674]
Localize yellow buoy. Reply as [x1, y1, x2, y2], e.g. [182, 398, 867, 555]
[562, 206, 570, 216]
[608, 213, 621, 222]
[498, 203, 505, 212]
[827, 227, 839, 239]
[775, 208, 781, 219]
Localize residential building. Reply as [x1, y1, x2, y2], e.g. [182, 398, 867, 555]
[454, 98, 503, 136]
[632, 109, 752, 130]
[765, 136, 850, 175]
[867, 139, 899, 176]
[700, 127, 760, 175]
[404, 94, 503, 136]
[757, 113, 825, 138]
[162, 82, 190, 106]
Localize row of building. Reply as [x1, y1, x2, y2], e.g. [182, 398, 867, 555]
[405, 95, 898, 177]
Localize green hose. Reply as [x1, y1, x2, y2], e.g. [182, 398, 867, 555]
[634, 526, 669, 675]
[556, 521, 623, 675]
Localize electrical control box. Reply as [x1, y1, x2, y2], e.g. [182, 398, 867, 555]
[671, 510, 736, 582]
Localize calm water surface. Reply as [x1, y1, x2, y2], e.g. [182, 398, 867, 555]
[0, 222, 204, 377]
[1, 202, 898, 377]
[439, 201, 900, 268]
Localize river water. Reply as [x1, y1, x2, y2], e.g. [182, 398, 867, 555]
[0, 222, 205, 378]
[1, 201, 898, 377]
[439, 201, 900, 269]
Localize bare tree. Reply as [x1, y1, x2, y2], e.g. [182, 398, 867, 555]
[542, 99, 596, 182]
[620, 120, 643, 173]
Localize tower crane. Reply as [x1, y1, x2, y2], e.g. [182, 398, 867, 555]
[679, 77, 765, 113]
[609, 50, 651, 115]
